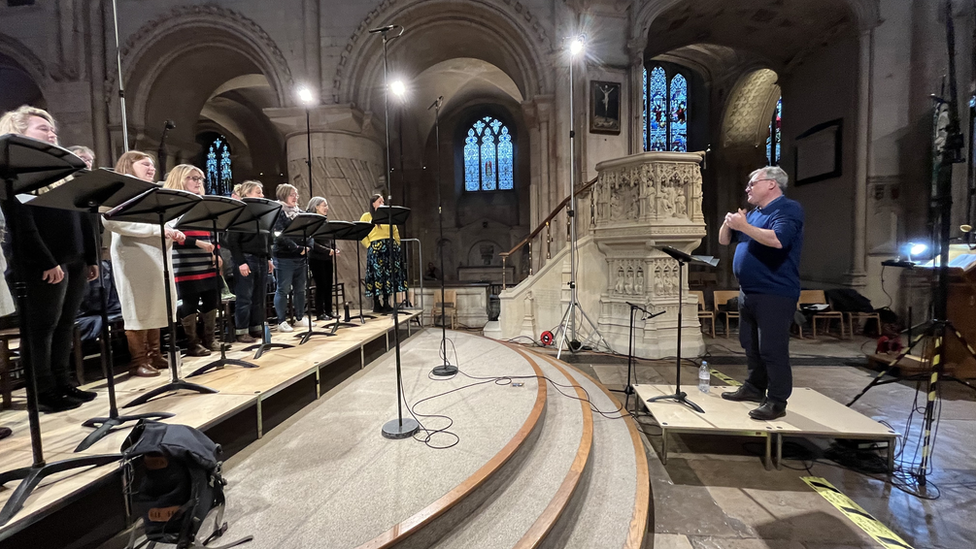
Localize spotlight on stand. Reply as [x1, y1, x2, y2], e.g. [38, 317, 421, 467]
[297, 86, 314, 106]
[904, 241, 931, 263]
[390, 80, 407, 99]
[570, 34, 585, 56]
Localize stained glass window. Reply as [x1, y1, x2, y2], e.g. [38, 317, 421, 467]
[463, 115, 515, 191]
[206, 136, 232, 196]
[643, 65, 692, 152]
[766, 97, 782, 165]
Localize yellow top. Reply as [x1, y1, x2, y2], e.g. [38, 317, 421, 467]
[359, 212, 401, 246]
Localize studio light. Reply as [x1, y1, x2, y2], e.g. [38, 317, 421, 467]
[297, 86, 315, 106]
[390, 80, 406, 99]
[570, 34, 585, 56]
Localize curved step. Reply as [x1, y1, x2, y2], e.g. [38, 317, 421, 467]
[355, 339, 549, 549]
[428, 344, 594, 549]
[529, 351, 651, 549]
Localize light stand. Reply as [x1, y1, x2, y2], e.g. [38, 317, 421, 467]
[553, 35, 610, 360]
[428, 96, 456, 377]
[24, 168, 173, 452]
[645, 246, 716, 414]
[0, 136, 121, 526]
[110, 0, 129, 151]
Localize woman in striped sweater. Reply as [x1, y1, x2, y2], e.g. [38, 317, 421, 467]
[163, 165, 221, 356]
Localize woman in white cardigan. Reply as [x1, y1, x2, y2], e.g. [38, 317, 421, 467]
[103, 151, 184, 377]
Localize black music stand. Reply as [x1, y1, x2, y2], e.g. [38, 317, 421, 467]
[645, 246, 719, 414]
[0, 134, 120, 526]
[278, 213, 330, 345]
[24, 168, 173, 452]
[176, 196, 255, 378]
[374, 205, 418, 439]
[228, 198, 290, 360]
[336, 221, 378, 324]
[103, 188, 218, 408]
[313, 220, 358, 334]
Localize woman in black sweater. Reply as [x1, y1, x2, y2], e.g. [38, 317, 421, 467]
[306, 197, 337, 320]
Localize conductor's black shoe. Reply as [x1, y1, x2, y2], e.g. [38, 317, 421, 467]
[37, 392, 83, 413]
[749, 400, 787, 421]
[721, 385, 764, 403]
[62, 386, 97, 402]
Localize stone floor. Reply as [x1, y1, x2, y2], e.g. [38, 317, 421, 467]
[558, 333, 976, 549]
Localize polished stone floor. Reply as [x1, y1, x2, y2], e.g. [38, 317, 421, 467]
[562, 333, 976, 549]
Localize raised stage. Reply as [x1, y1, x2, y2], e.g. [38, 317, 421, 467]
[0, 316, 650, 549]
[633, 384, 899, 470]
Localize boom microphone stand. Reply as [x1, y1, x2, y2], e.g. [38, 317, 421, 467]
[610, 302, 664, 412]
[0, 135, 121, 526]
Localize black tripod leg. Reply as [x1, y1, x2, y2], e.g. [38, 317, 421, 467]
[847, 331, 928, 407]
[0, 454, 121, 525]
[122, 380, 218, 408]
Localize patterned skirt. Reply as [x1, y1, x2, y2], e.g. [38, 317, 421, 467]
[365, 240, 407, 298]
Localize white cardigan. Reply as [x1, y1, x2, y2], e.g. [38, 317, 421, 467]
[103, 219, 177, 330]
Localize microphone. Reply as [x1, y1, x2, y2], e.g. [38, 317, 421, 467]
[164, 119, 176, 130]
[368, 25, 398, 33]
[427, 96, 443, 110]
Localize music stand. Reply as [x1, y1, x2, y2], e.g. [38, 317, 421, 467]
[373, 205, 418, 439]
[336, 221, 378, 324]
[645, 246, 719, 414]
[313, 220, 358, 334]
[103, 188, 219, 408]
[227, 198, 290, 359]
[176, 196, 256, 378]
[278, 213, 331, 345]
[0, 134, 120, 526]
[24, 168, 173, 452]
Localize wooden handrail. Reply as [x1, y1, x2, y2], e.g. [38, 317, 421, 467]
[499, 176, 598, 260]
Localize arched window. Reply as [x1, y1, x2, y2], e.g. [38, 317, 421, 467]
[766, 97, 782, 166]
[643, 65, 690, 152]
[206, 136, 232, 196]
[464, 116, 514, 191]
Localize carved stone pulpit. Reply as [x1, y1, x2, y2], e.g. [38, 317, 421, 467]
[592, 151, 707, 358]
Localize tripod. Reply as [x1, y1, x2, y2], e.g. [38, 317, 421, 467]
[849, 1, 976, 486]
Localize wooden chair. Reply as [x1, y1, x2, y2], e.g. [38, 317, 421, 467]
[845, 310, 881, 338]
[712, 290, 740, 338]
[798, 289, 845, 339]
[691, 290, 715, 337]
[431, 289, 458, 329]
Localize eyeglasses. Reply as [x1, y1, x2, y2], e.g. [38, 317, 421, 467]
[188, 176, 205, 182]
[747, 178, 774, 189]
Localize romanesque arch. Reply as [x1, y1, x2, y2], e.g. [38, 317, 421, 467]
[334, 0, 553, 109]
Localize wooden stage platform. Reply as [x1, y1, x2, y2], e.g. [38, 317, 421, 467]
[633, 384, 899, 470]
[0, 310, 422, 548]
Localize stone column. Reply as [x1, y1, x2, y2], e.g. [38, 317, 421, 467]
[266, 104, 385, 309]
[848, 28, 874, 288]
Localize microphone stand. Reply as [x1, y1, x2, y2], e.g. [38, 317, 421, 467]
[428, 97, 456, 377]
[610, 302, 664, 412]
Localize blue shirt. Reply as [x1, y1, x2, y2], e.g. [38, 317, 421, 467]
[731, 195, 804, 299]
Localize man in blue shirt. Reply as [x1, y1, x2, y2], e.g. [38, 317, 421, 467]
[718, 166, 804, 420]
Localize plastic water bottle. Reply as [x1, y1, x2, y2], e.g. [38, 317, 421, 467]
[698, 361, 710, 393]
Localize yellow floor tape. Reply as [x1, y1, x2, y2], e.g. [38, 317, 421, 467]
[708, 368, 741, 387]
[801, 477, 914, 549]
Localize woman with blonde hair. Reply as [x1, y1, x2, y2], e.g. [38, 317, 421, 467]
[0, 105, 99, 412]
[163, 164, 220, 356]
[104, 150, 185, 377]
[271, 183, 311, 332]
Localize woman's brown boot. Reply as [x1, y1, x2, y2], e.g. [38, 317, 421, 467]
[126, 330, 158, 377]
[182, 314, 210, 356]
[201, 309, 220, 352]
[146, 328, 170, 371]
